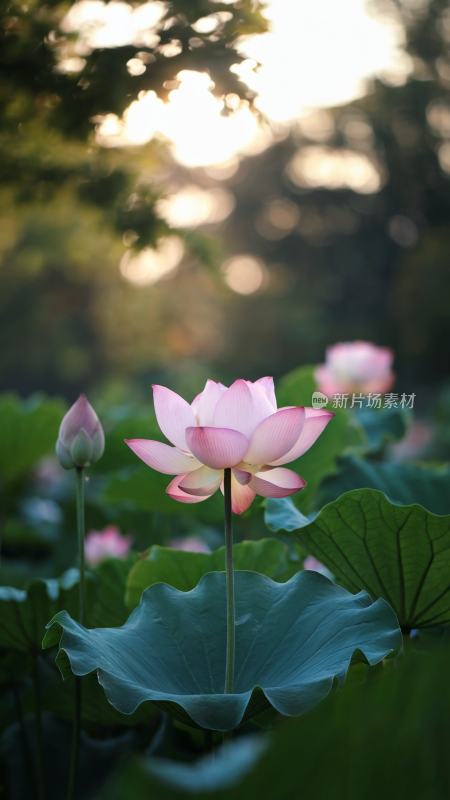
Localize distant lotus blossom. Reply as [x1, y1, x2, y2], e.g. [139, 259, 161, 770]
[303, 556, 332, 578]
[315, 341, 395, 396]
[169, 536, 211, 553]
[84, 526, 132, 566]
[125, 378, 333, 514]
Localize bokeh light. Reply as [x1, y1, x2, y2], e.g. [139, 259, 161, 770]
[286, 146, 384, 194]
[157, 186, 235, 228]
[222, 255, 266, 295]
[120, 237, 184, 286]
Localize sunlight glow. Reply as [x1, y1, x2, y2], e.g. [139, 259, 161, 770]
[240, 0, 409, 122]
[62, 1, 165, 50]
[64, 1, 410, 168]
[287, 146, 384, 194]
[157, 185, 235, 228]
[61, 1, 411, 288]
[120, 237, 184, 285]
[160, 72, 262, 167]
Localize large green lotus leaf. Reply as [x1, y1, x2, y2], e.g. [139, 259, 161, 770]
[269, 489, 450, 631]
[318, 456, 450, 515]
[276, 366, 366, 512]
[0, 570, 95, 653]
[0, 393, 65, 486]
[44, 570, 401, 731]
[125, 539, 301, 609]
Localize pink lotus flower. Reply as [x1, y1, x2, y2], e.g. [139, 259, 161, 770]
[169, 536, 211, 553]
[56, 394, 105, 470]
[125, 378, 333, 514]
[315, 341, 395, 395]
[84, 525, 132, 566]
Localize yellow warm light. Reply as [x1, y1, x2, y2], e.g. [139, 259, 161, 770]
[222, 255, 266, 295]
[161, 71, 261, 167]
[287, 146, 383, 194]
[120, 237, 184, 286]
[157, 185, 235, 227]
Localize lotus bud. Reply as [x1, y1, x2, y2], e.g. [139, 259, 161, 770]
[56, 394, 105, 470]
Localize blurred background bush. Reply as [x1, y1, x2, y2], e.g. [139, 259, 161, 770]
[1, 0, 449, 406]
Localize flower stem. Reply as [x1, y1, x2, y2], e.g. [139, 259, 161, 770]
[66, 467, 85, 800]
[11, 682, 34, 786]
[75, 467, 86, 626]
[223, 468, 235, 694]
[31, 653, 45, 800]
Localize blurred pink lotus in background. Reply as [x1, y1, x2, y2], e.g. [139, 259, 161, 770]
[303, 556, 332, 579]
[85, 525, 132, 566]
[34, 456, 63, 489]
[315, 341, 395, 395]
[126, 377, 333, 514]
[389, 420, 433, 462]
[169, 536, 211, 553]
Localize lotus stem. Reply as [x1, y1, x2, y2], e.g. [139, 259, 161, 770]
[75, 467, 86, 625]
[223, 468, 235, 694]
[66, 466, 85, 800]
[11, 682, 34, 786]
[32, 651, 45, 800]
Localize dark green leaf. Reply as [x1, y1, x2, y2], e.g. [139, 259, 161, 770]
[294, 489, 450, 630]
[318, 456, 450, 515]
[91, 557, 137, 627]
[355, 406, 410, 451]
[125, 539, 300, 609]
[101, 466, 223, 522]
[0, 570, 95, 653]
[99, 645, 450, 800]
[0, 394, 64, 486]
[0, 714, 134, 800]
[45, 672, 156, 728]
